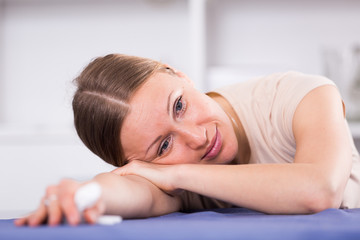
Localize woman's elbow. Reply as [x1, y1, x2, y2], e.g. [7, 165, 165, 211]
[303, 186, 343, 213]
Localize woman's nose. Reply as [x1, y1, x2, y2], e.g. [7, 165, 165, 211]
[178, 124, 207, 149]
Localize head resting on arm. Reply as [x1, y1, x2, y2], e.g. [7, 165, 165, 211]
[72, 54, 173, 167]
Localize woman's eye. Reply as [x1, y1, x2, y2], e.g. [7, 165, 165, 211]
[158, 137, 172, 156]
[174, 96, 186, 117]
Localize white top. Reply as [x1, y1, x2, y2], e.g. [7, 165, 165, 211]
[214, 71, 360, 209]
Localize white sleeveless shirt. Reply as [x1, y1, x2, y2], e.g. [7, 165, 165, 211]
[212, 71, 360, 209]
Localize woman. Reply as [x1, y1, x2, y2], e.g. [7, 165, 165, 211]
[15, 54, 360, 226]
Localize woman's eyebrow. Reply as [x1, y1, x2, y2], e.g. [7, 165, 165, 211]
[167, 90, 174, 116]
[145, 90, 174, 156]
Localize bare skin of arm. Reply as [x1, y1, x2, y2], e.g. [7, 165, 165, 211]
[15, 173, 181, 226]
[95, 173, 181, 218]
[114, 85, 352, 214]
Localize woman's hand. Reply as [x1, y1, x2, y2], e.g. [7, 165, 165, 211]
[111, 160, 182, 195]
[14, 179, 105, 227]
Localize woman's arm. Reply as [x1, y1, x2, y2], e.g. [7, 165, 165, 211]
[94, 173, 181, 218]
[115, 85, 352, 214]
[15, 173, 181, 226]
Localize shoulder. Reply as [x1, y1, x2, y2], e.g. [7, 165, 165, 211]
[293, 84, 350, 163]
[293, 84, 345, 138]
[289, 72, 347, 155]
[268, 71, 336, 95]
[212, 71, 335, 96]
[265, 71, 339, 129]
[276, 71, 339, 115]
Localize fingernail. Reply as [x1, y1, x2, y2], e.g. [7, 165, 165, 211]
[88, 211, 96, 223]
[14, 219, 21, 226]
[69, 215, 79, 225]
[48, 216, 58, 226]
[28, 218, 36, 227]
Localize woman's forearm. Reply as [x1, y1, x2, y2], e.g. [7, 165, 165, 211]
[94, 173, 180, 218]
[174, 163, 343, 214]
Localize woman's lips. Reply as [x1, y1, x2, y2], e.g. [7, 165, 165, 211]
[202, 127, 222, 160]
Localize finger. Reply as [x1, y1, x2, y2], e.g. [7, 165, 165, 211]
[44, 185, 63, 226]
[83, 208, 98, 224]
[58, 179, 81, 226]
[46, 197, 63, 226]
[28, 198, 48, 227]
[14, 215, 29, 226]
[47, 203, 62, 226]
[60, 196, 80, 225]
[83, 201, 105, 224]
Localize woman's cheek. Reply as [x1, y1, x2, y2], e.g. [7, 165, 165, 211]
[170, 147, 198, 164]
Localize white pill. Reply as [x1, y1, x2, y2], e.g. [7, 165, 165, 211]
[74, 182, 123, 225]
[74, 182, 102, 212]
[97, 215, 123, 225]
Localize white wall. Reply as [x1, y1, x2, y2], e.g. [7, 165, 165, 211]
[0, 134, 115, 218]
[0, 0, 5, 123]
[208, 0, 360, 68]
[0, 0, 191, 218]
[206, 0, 360, 91]
[205, 0, 360, 119]
[1, 0, 360, 218]
[1, 0, 191, 127]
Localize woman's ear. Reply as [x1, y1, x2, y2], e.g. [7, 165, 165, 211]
[163, 64, 195, 87]
[176, 71, 195, 87]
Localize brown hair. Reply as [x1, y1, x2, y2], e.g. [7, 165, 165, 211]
[72, 54, 170, 167]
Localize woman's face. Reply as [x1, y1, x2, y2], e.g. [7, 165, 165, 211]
[120, 71, 239, 165]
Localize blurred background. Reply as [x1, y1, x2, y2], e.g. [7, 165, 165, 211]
[1, 0, 360, 218]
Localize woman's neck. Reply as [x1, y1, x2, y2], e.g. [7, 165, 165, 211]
[207, 92, 251, 165]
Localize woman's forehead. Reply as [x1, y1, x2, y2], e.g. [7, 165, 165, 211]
[129, 73, 173, 107]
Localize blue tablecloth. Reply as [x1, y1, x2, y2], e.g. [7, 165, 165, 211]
[1, 208, 360, 240]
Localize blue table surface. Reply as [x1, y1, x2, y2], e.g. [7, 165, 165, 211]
[1, 208, 360, 240]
